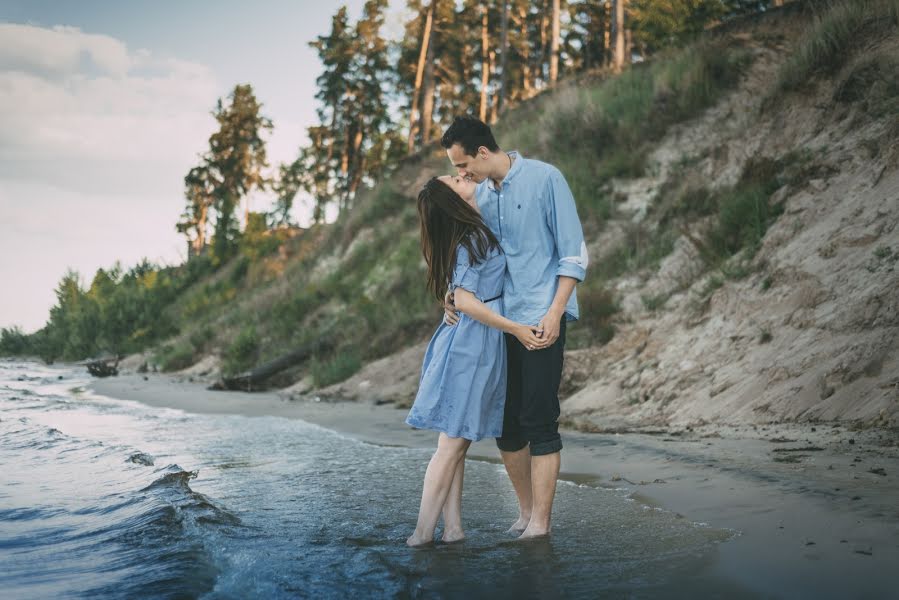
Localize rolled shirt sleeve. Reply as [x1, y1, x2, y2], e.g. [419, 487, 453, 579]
[451, 244, 481, 294]
[546, 169, 588, 282]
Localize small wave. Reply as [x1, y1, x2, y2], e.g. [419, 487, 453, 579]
[142, 465, 242, 527]
[14, 374, 44, 382]
[141, 465, 199, 491]
[127, 451, 155, 466]
[0, 505, 67, 521]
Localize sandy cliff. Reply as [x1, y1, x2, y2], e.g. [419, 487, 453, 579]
[294, 19, 898, 429]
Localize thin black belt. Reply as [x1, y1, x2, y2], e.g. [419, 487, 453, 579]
[481, 294, 502, 303]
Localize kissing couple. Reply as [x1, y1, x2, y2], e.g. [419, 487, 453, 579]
[404, 116, 588, 546]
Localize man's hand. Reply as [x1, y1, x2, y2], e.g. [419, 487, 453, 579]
[534, 309, 563, 348]
[443, 290, 460, 325]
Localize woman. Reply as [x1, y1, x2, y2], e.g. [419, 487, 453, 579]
[405, 175, 542, 547]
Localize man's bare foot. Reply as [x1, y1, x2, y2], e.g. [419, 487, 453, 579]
[518, 524, 550, 539]
[441, 528, 465, 543]
[406, 532, 434, 547]
[507, 515, 531, 533]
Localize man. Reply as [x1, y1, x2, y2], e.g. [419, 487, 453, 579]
[440, 116, 588, 539]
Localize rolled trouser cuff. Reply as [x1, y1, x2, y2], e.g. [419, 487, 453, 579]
[496, 434, 529, 452]
[528, 435, 562, 456]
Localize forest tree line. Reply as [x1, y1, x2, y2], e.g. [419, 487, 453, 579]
[176, 0, 788, 264]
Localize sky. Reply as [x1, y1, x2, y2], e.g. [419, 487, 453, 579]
[0, 0, 407, 333]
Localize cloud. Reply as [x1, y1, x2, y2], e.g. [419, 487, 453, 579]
[0, 23, 131, 78]
[0, 23, 219, 169]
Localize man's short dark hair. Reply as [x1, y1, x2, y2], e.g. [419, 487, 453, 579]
[440, 116, 500, 157]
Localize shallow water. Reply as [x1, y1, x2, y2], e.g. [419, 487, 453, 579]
[0, 360, 745, 598]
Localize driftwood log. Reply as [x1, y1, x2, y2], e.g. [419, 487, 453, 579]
[83, 356, 120, 378]
[212, 339, 334, 392]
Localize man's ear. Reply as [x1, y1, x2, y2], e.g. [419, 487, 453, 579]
[477, 146, 489, 159]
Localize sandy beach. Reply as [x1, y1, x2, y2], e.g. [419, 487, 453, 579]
[89, 373, 899, 598]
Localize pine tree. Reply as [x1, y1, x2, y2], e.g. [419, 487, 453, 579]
[176, 165, 216, 256]
[271, 160, 303, 226]
[629, 0, 728, 51]
[309, 6, 355, 209]
[205, 84, 273, 263]
[345, 0, 395, 209]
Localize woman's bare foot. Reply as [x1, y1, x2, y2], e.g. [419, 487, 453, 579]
[406, 532, 434, 547]
[507, 515, 530, 533]
[441, 528, 465, 543]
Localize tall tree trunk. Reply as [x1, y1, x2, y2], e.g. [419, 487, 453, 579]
[407, 1, 435, 153]
[479, 4, 489, 122]
[348, 158, 365, 206]
[604, 0, 612, 67]
[325, 109, 337, 162]
[420, 27, 437, 144]
[549, 0, 560, 84]
[540, 0, 549, 84]
[194, 207, 207, 255]
[488, 49, 498, 124]
[345, 127, 364, 210]
[625, 27, 632, 66]
[614, 0, 627, 73]
[518, 3, 532, 97]
[497, 0, 509, 112]
[340, 126, 351, 214]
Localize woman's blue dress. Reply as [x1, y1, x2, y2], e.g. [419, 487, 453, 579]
[405, 243, 507, 441]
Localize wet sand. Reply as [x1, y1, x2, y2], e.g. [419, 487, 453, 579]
[90, 373, 899, 599]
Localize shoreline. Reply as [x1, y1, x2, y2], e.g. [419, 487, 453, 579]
[89, 373, 899, 598]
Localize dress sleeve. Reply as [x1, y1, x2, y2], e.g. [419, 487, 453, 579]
[450, 244, 481, 295]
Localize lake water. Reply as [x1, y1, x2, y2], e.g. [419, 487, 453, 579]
[1, 359, 748, 599]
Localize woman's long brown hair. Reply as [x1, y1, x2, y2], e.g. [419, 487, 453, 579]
[417, 177, 501, 303]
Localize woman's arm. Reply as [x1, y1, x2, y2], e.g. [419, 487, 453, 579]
[453, 288, 543, 348]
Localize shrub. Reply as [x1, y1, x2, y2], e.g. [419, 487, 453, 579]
[573, 283, 619, 346]
[0, 327, 31, 356]
[597, 224, 678, 280]
[224, 325, 259, 375]
[833, 52, 899, 117]
[707, 182, 778, 257]
[777, 0, 899, 93]
[155, 341, 196, 372]
[641, 293, 670, 312]
[311, 350, 362, 388]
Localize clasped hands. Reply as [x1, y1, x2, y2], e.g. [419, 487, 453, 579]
[443, 291, 560, 351]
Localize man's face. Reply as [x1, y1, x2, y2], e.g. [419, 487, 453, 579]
[446, 143, 488, 184]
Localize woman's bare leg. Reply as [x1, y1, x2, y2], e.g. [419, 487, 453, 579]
[407, 433, 471, 547]
[440, 455, 466, 542]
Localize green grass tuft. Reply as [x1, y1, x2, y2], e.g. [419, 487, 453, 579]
[223, 325, 259, 375]
[777, 0, 899, 93]
[311, 351, 362, 388]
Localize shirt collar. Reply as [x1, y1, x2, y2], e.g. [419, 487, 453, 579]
[486, 150, 523, 191]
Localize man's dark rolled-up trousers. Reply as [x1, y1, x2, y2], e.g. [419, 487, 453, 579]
[496, 318, 566, 456]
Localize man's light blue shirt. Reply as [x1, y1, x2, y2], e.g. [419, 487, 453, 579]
[476, 151, 588, 326]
